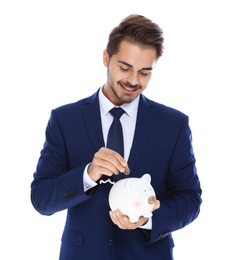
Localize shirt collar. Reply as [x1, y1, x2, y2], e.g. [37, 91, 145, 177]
[99, 86, 140, 117]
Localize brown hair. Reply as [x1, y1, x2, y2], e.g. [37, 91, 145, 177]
[106, 14, 164, 59]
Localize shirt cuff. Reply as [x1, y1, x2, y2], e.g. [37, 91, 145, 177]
[83, 164, 98, 192]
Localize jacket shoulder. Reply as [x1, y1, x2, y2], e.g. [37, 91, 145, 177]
[142, 95, 188, 120]
[52, 90, 99, 115]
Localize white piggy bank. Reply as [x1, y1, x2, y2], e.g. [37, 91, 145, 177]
[108, 174, 156, 223]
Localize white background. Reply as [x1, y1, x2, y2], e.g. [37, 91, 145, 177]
[1, 0, 236, 259]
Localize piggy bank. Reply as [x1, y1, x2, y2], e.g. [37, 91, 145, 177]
[108, 174, 156, 223]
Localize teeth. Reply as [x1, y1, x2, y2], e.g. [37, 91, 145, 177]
[124, 86, 133, 91]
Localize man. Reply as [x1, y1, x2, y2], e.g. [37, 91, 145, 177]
[31, 14, 202, 259]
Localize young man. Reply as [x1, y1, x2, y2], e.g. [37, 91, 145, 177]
[31, 14, 202, 259]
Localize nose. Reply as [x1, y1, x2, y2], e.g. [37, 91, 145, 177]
[148, 195, 156, 205]
[127, 73, 139, 86]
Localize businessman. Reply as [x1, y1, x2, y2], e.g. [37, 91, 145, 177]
[31, 14, 202, 259]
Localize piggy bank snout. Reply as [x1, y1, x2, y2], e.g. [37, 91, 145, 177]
[148, 195, 156, 205]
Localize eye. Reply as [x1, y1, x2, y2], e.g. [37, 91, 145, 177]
[120, 67, 129, 72]
[139, 71, 150, 77]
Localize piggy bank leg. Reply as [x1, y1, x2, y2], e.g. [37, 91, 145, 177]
[142, 212, 153, 219]
[129, 216, 140, 223]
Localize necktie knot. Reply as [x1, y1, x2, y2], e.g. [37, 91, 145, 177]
[109, 107, 125, 119]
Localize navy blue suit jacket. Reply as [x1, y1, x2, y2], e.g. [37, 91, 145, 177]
[31, 89, 202, 259]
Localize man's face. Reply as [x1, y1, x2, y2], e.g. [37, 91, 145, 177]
[103, 40, 157, 106]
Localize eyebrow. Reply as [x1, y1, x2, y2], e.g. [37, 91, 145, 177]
[117, 60, 153, 71]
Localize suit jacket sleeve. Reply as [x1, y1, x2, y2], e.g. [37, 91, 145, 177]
[149, 115, 202, 243]
[30, 108, 96, 215]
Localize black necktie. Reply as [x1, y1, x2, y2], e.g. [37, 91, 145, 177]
[107, 107, 125, 157]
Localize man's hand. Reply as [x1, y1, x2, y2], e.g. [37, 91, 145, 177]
[109, 200, 160, 230]
[87, 147, 128, 182]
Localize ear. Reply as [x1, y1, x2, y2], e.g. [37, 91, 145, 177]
[103, 49, 109, 67]
[141, 174, 151, 184]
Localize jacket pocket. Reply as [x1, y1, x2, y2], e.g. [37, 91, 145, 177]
[61, 228, 83, 247]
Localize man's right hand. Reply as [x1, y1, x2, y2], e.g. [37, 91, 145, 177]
[87, 147, 129, 182]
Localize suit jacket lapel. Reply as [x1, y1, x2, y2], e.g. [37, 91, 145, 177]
[83, 90, 105, 152]
[128, 95, 154, 174]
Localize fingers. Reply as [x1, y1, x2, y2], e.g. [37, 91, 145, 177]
[101, 147, 128, 171]
[109, 210, 134, 230]
[152, 200, 160, 211]
[88, 147, 129, 181]
[109, 202, 161, 230]
[109, 210, 148, 230]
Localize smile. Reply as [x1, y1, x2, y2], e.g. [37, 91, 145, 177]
[121, 84, 137, 92]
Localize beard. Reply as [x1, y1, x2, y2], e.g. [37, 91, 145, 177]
[107, 68, 142, 104]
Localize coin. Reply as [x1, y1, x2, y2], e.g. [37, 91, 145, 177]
[124, 165, 130, 175]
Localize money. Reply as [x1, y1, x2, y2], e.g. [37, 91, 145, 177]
[124, 165, 130, 175]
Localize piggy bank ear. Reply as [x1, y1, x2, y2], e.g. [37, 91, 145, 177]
[141, 174, 151, 183]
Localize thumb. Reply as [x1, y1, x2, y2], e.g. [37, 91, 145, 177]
[152, 200, 160, 212]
